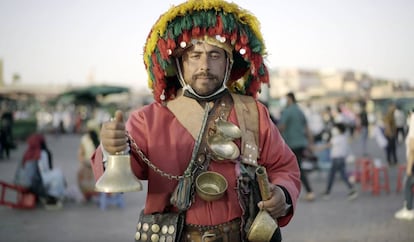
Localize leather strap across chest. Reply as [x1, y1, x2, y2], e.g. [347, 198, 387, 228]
[167, 91, 259, 166]
[167, 91, 233, 167]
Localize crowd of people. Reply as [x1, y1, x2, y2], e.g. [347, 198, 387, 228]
[7, 116, 118, 209]
[1, 74, 412, 241]
[1, 89, 413, 236]
[273, 91, 413, 208]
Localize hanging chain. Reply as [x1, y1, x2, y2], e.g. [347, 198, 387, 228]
[126, 103, 211, 181]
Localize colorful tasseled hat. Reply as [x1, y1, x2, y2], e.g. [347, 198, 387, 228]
[144, 0, 269, 103]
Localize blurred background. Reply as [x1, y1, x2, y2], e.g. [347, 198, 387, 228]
[1, 0, 413, 139]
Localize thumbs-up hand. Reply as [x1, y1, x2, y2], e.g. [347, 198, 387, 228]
[100, 110, 128, 154]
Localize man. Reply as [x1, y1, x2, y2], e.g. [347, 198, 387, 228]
[395, 109, 414, 220]
[91, 1, 301, 241]
[358, 102, 369, 156]
[303, 101, 324, 142]
[394, 105, 406, 143]
[383, 102, 398, 165]
[278, 92, 315, 201]
[0, 110, 14, 159]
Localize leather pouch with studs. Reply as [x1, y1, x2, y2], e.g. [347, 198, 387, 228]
[135, 210, 184, 242]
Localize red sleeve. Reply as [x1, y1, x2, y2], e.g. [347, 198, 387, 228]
[256, 103, 301, 227]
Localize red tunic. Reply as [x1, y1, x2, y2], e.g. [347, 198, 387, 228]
[91, 100, 300, 227]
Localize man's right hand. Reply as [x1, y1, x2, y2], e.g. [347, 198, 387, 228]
[100, 110, 128, 154]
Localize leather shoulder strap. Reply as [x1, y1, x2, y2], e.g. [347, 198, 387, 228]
[231, 93, 260, 166]
[167, 94, 207, 140]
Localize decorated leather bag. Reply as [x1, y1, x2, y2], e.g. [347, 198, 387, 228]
[134, 210, 185, 242]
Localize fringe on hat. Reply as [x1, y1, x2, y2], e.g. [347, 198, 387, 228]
[144, 0, 270, 103]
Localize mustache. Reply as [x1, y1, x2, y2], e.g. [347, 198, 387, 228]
[192, 72, 218, 81]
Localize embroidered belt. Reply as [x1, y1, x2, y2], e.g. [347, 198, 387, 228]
[181, 218, 241, 242]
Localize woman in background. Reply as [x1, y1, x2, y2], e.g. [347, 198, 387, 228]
[77, 119, 100, 201]
[16, 133, 66, 209]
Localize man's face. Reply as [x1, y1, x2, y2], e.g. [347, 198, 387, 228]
[181, 41, 227, 96]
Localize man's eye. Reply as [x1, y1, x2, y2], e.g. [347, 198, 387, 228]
[210, 53, 219, 58]
[189, 53, 201, 59]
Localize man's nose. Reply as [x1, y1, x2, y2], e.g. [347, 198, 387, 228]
[199, 55, 210, 71]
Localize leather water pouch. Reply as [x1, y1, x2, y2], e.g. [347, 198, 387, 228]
[170, 176, 193, 211]
[135, 210, 185, 242]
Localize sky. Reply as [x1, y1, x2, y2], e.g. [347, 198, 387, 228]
[1, 0, 413, 91]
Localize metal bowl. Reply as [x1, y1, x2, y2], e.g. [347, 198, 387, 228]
[195, 171, 228, 202]
[216, 118, 242, 140]
[207, 135, 240, 160]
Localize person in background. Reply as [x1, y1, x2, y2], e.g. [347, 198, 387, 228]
[323, 106, 335, 132]
[77, 119, 100, 201]
[394, 109, 414, 220]
[0, 111, 14, 159]
[383, 103, 398, 166]
[90, 1, 301, 241]
[303, 101, 325, 143]
[314, 123, 358, 201]
[394, 105, 406, 144]
[335, 103, 357, 137]
[358, 102, 369, 156]
[16, 133, 66, 209]
[278, 92, 315, 201]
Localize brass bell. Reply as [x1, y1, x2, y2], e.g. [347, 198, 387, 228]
[95, 152, 143, 193]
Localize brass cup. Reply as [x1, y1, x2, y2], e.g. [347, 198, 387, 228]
[247, 210, 278, 242]
[215, 118, 242, 140]
[195, 171, 228, 202]
[207, 135, 240, 160]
